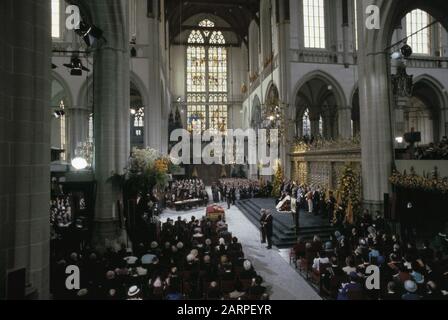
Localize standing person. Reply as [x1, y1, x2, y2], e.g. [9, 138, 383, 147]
[327, 191, 336, 223]
[294, 195, 300, 234]
[226, 188, 232, 209]
[306, 189, 314, 214]
[260, 209, 267, 244]
[264, 210, 274, 250]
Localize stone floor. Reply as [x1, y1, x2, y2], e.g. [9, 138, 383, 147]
[160, 203, 321, 300]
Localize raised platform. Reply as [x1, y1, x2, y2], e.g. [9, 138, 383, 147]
[236, 198, 335, 249]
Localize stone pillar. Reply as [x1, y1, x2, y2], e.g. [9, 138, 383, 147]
[277, 0, 292, 177]
[67, 106, 90, 160]
[357, 1, 394, 214]
[89, 0, 130, 248]
[145, 1, 163, 152]
[338, 106, 352, 139]
[0, 0, 52, 299]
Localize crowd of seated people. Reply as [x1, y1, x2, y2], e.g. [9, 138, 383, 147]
[413, 136, 448, 160]
[292, 210, 448, 300]
[50, 196, 73, 228]
[164, 179, 208, 209]
[51, 215, 269, 300]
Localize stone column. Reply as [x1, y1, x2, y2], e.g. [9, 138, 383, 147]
[89, 0, 130, 248]
[67, 105, 90, 160]
[357, 1, 394, 214]
[278, 0, 292, 177]
[338, 106, 352, 139]
[0, 0, 52, 299]
[145, 1, 163, 152]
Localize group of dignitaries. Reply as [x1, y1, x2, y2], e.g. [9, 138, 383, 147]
[165, 179, 208, 207]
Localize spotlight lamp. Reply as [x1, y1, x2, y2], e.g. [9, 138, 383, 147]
[400, 44, 413, 58]
[53, 110, 65, 118]
[63, 56, 90, 76]
[75, 21, 104, 47]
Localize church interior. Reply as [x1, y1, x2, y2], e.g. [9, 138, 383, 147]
[1, 0, 448, 301]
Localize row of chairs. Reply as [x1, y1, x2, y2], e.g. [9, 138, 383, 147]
[292, 254, 364, 300]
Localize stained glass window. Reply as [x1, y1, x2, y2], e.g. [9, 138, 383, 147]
[186, 19, 228, 133]
[406, 9, 430, 55]
[319, 116, 324, 136]
[131, 107, 144, 136]
[303, 109, 311, 137]
[303, 0, 326, 49]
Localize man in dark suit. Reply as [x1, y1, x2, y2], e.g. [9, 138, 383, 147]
[260, 209, 267, 244]
[264, 210, 274, 250]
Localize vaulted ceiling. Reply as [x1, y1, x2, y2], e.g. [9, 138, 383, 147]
[165, 0, 260, 46]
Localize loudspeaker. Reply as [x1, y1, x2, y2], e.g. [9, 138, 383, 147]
[404, 132, 421, 144]
[7, 268, 26, 300]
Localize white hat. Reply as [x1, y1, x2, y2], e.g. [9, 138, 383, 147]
[77, 288, 88, 297]
[136, 267, 148, 276]
[124, 256, 138, 265]
[190, 249, 199, 258]
[404, 280, 418, 293]
[243, 260, 252, 271]
[128, 286, 140, 297]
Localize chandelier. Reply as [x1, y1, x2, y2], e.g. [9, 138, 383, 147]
[261, 86, 289, 137]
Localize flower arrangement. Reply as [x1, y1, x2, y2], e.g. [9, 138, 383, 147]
[389, 167, 448, 194]
[336, 165, 362, 224]
[110, 148, 177, 199]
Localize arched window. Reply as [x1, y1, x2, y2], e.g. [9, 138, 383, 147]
[186, 19, 228, 133]
[303, 109, 311, 137]
[51, 0, 61, 38]
[88, 114, 93, 144]
[319, 115, 324, 136]
[303, 0, 326, 48]
[131, 107, 144, 136]
[406, 9, 430, 55]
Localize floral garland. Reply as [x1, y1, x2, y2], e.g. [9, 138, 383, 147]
[389, 167, 448, 194]
[336, 165, 362, 224]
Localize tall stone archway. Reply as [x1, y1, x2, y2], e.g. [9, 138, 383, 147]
[357, 0, 448, 212]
